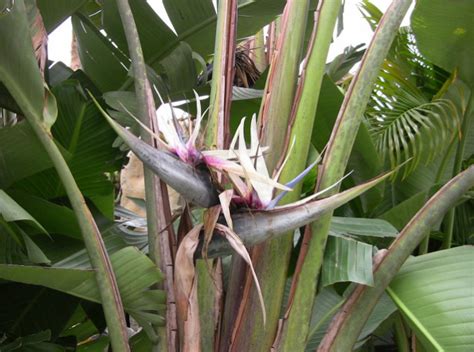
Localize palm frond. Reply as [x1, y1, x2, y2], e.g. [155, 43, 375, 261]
[366, 60, 460, 178]
[369, 98, 459, 177]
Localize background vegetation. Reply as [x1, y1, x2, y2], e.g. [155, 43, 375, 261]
[0, 0, 472, 351]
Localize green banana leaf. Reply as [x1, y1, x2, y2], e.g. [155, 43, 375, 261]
[75, 0, 286, 92]
[0, 191, 51, 264]
[0, 284, 79, 341]
[0, 190, 47, 234]
[0, 0, 44, 120]
[36, 0, 87, 32]
[321, 236, 374, 286]
[71, 13, 129, 92]
[0, 330, 65, 352]
[305, 289, 397, 351]
[0, 122, 52, 188]
[330, 216, 398, 237]
[412, 0, 474, 85]
[0, 247, 165, 329]
[8, 191, 81, 239]
[322, 217, 398, 286]
[388, 246, 474, 351]
[13, 80, 123, 218]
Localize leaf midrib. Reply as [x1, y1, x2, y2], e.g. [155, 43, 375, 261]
[386, 286, 444, 351]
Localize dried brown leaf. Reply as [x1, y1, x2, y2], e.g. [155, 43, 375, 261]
[26, 2, 47, 76]
[175, 224, 203, 352]
[215, 223, 266, 325]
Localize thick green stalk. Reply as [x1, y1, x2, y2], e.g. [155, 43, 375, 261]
[442, 92, 473, 249]
[114, 0, 176, 350]
[29, 118, 130, 351]
[273, 1, 342, 349]
[205, 0, 237, 148]
[202, 1, 237, 349]
[257, 0, 309, 171]
[318, 166, 474, 350]
[393, 313, 410, 352]
[279, 1, 412, 350]
[223, 1, 310, 351]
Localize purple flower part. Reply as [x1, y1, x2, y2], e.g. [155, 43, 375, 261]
[202, 154, 232, 169]
[169, 144, 203, 165]
[231, 191, 265, 210]
[266, 158, 320, 209]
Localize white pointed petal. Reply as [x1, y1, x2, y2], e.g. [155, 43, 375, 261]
[250, 115, 271, 180]
[236, 124, 275, 203]
[202, 147, 268, 160]
[187, 90, 203, 148]
[219, 190, 234, 230]
[227, 173, 250, 198]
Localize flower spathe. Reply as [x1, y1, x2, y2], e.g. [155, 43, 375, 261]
[131, 92, 321, 209]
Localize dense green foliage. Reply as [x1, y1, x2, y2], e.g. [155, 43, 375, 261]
[0, 0, 472, 351]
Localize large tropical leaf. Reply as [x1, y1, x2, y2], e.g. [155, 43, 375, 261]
[0, 283, 79, 340]
[74, 0, 287, 93]
[319, 166, 474, 350]
[71, 13, 129, 92]
[0, 330, 65, 352]
[12, 80, 123, 218]
[322, 217, 398, 287]
[8, 191, 81, 239]
[53, 234, 126, 269]
[0, 190, 51, 264]
[36, 0, 88, 33]
[330, 216, 398, 238]
[0, 122, 53, 188]
[0, 190, 46, 234]
[0, 247, 165, 333]
[0, 0, 44, 120]
[388, 246, 474, 351]
[379, 190, 429, 230]
[321, 236, 374, 286]
[412, 0, 474, 85]
[305, 288, 345, 351]
[305, 289, 397, 351]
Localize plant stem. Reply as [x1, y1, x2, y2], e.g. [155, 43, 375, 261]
[280, 1, 412, 350]
[205, 0, 237, 149]
[202, 1, 237, 348]
[442, 92, 473, 249]
[222, 1, 310, 350]
[393, 313, 410, 352]
[29, 118, 130, 351]
[114, 0, 176, 350]
[275, 0, 342, 347]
